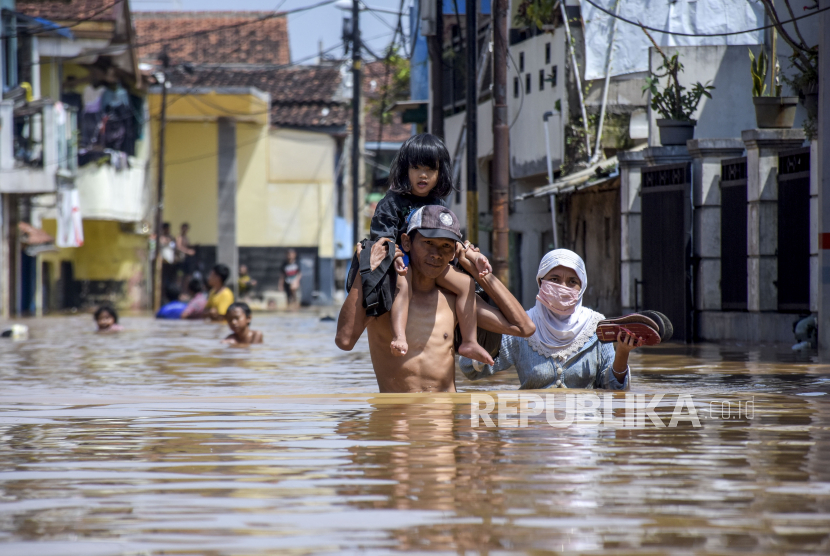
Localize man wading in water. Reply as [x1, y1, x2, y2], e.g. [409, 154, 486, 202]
[335, 206, 535, 393]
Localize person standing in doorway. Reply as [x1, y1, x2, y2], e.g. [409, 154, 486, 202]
[159, 222, 176, 293]
[175, 222, 196, 287]
[280, 249, 302, 309]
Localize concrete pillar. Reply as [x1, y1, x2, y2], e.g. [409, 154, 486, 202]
[618, 150, 645, 313]
[643, 145, 690, 166]
[741, 129, 805, 312]
[0, 100, 14, 172]
[811, 140, 819, 314]
[818, 1, 830, 361]
[687, 139, 745, 312]
[217, 118, 238, 296]
[0, 195, 7, 319]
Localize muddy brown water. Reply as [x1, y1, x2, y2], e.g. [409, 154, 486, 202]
[1, 313, 829, 555]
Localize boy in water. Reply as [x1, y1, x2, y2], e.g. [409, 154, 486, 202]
[95, 305, 123, 332]
[222, 302, 263, 345]
[369, 133, 493, 364]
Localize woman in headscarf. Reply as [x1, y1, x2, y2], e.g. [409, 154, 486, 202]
[459, 249, 642, 390]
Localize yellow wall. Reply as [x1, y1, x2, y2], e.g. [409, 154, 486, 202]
[147, 92, 336, 258]
[264, 128, 336, 257]
[40, 219, 149, 309]
[158, 120, 220, 245]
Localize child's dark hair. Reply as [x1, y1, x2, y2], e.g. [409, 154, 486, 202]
[165, 284, 181, 303]
[94, 305, 118, 323]
[226, 302, 252, 319]
[187, 278, 204, 295]
[212, 264, 230, 285]
[388, 133, 454, 199]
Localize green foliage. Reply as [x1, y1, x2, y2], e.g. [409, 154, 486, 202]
[367, 51, 410, 126]
[642, 51, 714, 121]
[749, 48, 767, 97]
[748, 49, 782, 97]
[514, 0, 557, 29]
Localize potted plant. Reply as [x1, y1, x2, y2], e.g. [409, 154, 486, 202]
[749, 48, 799, 128]
[641, 30, 714, 146]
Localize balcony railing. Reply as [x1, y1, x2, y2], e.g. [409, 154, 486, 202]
[0, 99, 76, 193]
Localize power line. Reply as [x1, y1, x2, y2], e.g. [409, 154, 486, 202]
[582, 0, 829, 38]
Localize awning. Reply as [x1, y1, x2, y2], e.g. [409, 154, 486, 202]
[9, 11, 74, 39]
[518, 157, 620, 200]
[519, 144, 646, 200]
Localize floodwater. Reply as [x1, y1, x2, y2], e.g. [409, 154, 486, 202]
[1, 313, 829, 555]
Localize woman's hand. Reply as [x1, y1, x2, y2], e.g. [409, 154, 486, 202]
[615, 330, 643, 354]
[612, 330, 642, 380]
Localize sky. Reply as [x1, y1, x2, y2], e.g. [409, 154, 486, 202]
[132, 0, 413, 65]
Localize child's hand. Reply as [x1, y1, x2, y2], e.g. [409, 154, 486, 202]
[469, 250, 492, 277]
[394, 255, 407, 276]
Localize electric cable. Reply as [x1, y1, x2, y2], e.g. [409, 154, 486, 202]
[0, 0, 125, 41]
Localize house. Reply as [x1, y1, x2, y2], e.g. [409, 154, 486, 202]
[1, 0, 148, 315]
[134, 11, 353, 305]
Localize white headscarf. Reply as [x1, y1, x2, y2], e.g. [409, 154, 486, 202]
[526, 249, 604, 361]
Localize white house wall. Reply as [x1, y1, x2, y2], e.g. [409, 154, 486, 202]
[508, 32, 567, 180]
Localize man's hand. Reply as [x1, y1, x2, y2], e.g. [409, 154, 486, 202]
[369, 238, 394, 271]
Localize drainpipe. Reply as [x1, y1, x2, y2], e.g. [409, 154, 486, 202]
[589, 0, 621, 165]
[543, 111, 559, 249]
[559, 0, 592, 159]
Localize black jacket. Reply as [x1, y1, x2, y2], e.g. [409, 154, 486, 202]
[370, 191, 446, 243]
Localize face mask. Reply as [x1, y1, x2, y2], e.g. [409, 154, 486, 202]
[537, 280, 580, 316]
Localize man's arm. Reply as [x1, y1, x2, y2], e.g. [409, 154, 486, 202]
[457, 248, 535, 337]
[335, 264, 370, 351]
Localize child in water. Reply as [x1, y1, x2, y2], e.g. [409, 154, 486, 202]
[95, 305, 123, 332]
[371, 133, 493, 364]
[222, 302, 263, 345]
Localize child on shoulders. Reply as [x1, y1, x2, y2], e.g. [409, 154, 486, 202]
[369, 133, 493, 364]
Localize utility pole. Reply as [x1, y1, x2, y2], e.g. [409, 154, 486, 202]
[351, 0, 362, 246]
[465, 0, 478, 244]
[491, 0, 509, 285]
[152, 52, 169, 312]
[428, 0, 444, 139]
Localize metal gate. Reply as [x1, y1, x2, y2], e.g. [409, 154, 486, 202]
[778, 148, 810, 312]
[720, 157, 748, 310]
[641, 163, 692, 342]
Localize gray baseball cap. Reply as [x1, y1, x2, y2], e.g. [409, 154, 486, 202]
[406, 205, 463, 243]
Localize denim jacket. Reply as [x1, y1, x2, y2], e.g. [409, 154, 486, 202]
[459, 333, 629, 390]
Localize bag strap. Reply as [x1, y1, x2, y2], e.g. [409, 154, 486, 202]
[359, 240, 396, 310]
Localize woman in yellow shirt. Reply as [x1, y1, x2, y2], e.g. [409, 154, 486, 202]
[205, 264, 234, 320]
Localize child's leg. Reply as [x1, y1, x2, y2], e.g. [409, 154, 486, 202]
[436, 267, 494, 365]
[390, 271, 411, 356]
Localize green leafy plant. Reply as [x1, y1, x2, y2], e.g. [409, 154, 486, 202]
[749, 49, 782, 97]
[514, 0, 557, 29]
[641, 28, 714, 121]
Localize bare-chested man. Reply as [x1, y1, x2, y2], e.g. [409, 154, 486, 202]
[335, 206, 535, 393]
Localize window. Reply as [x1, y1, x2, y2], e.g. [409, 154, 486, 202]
[545, 43, 551, 64]
[513, 76, 519, 98]
[539, 69, 545, 91]
[551, 65, 558, 87]
[519, 52, 524, 72]
[525, 73, 531, 94]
